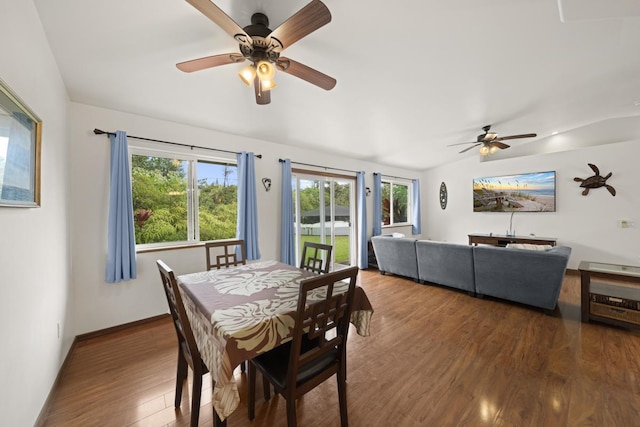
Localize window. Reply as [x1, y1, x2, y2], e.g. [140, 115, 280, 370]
[130, 149, 237, 247]
[381, 179, 410, 226]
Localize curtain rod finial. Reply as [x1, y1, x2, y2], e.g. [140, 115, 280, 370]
[93, 128, 106, 135]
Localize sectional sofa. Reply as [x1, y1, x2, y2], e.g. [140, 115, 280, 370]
[371, 236, 572, 312]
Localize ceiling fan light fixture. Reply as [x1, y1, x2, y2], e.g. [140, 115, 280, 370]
[260, 78, 277, 91]
[178, 1, 336, 104]
[454, 125, 536, 156]
[238, 65, 256, 86]
[256, 60, 275, 80]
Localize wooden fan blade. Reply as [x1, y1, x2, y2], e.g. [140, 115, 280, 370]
[459, 143, 481, 154]
[268, 0, 331, 52]
[494, 133, 537, 141]
[276, 57, 336, 90]
[254, 76, 271, 105]
[491, 141, 510, 149]
[176, 53, 244, 73]
[447, 142, 478, 147]
[186, 0, 252, 46]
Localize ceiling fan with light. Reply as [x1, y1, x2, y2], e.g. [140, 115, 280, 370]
[177, 0, 336, 105]
[449, 125, 537, 155]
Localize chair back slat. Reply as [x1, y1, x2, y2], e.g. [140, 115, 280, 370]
[205, 239, 247, 270]
[300, 242, 333, 274]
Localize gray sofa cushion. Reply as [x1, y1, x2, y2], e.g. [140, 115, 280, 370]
[473, 245, 571, 310]
[416, 240, 475, 293]
[371, 236, 419, 280]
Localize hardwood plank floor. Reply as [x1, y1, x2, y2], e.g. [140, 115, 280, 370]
[42, 270, 640, 426]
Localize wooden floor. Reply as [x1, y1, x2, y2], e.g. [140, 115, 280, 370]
[43, 270, 640, 426]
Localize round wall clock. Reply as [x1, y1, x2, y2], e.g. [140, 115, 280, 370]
[439, 182, 448, 210]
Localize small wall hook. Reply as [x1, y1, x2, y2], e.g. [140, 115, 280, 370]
[262, 177, 272, 192]
[365, 187, 371, 196]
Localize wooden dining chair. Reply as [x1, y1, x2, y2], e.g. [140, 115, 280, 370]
[205, 239, 246, 270]
[157, 260, 208, 427]
[248, 266, 359, 427]
[204, 239, 249, 373]
[299, 241, 333, 274]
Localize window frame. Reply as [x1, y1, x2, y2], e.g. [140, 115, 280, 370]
[381, 178, 413, 228]
[128, 144, 237, 250]
[292, 169, 358, 269]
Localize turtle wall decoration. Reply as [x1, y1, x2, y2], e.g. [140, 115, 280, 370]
[574, 163, 616, 196]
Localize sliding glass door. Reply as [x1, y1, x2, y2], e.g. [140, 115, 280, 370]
[293, 173, 355, 271]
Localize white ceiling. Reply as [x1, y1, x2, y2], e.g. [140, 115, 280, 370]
[34, 0, 640, 170]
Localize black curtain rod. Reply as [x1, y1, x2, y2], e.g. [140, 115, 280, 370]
[279, 158, 359, 174]
[279, 159, 415, 180]
[93, 129, 262, 159]
[376, 172, 414, 181]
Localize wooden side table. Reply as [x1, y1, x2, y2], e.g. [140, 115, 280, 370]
[367, 241, 379, 270]
[579, 261, 640, 329]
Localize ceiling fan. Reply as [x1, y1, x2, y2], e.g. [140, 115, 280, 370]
[448, 125, 537, 155]
[177, 0, 336, 105]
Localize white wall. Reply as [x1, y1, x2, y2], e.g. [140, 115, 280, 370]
[69, 102, 420, 334]
[0, 0, 72, 425]
[423, 139, 640, 269]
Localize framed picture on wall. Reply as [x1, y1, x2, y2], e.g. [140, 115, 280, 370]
[0, 79, 42, 207]
[473, 171, 556, 212]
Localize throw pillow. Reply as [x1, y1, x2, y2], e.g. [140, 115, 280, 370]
[506, 243, 553, 251]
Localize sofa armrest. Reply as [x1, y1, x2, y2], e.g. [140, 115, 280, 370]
[473, 245, 571, 310]
[371, 236, 419, 280]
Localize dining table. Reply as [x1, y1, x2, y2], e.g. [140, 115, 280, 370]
[177, 259, 374, 425]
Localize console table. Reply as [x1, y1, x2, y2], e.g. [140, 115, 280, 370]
[579, 261, 640, 330]
[367, 241, 379, 270]
[468, 233, 557, 247]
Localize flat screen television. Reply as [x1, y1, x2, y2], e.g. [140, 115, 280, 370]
[473, 171, 556, 212]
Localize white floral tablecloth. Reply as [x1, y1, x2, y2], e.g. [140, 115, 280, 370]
[177, 260, 373, 421]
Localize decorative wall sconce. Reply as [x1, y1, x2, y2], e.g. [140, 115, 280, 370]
[262, 177, 272, 192]
[365, 187, 371, 196]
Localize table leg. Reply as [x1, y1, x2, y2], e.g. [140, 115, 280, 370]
[580, 271, 590, 323]
[214, 412, 227, 427]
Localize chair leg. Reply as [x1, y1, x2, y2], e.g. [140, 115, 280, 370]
[190, 373, 203, 427]
[341, 347, 348, 382]
[262, 374, 271, 401]
[214, 410, 227, 427]
[175, 351, 188, 408]
[337, 371, 348, 427]
[286, 398, 298, 427]
[248, 362, 256, 420]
